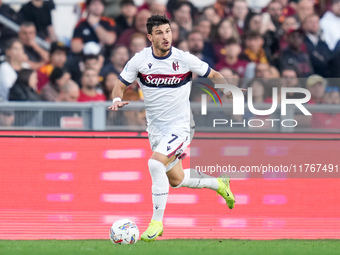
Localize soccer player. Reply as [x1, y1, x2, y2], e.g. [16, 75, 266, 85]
[108, 15, 236, 242]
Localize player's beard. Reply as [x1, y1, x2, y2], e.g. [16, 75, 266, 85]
[156, 41, 171, 53]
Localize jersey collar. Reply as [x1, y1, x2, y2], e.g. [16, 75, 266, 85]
[151, 46, 172, 60]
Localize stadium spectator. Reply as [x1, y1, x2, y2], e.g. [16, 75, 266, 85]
[138, 0, 169, 16]
[213, 18, 240, 61]
[67, 42, 104, 86]
[18, 22, 49, 70]
[219, 67, 240, 86]
[306, 74, 327, 104]
[170, 21, 180, 46]
[8, 69, 41, 101]
[129, 33, 148, 56]
[37, 41, 68, 91]
[277, 0, 296, 17]
[19, 0, 57, 41]
[311, 86, 340, 129]
[280, 66, 305, 99]
[78, 68, 105, 102]
[244, 13, 262, 33]
[279, 28, 313, 77]
[281, 66, 299, 82]
[302, 14, 332, 77]
[0, 110, 15, 127]
[280, 15, 299, 50]
[40, 67, 70, 101]
[101, 72, 118, 101]
[100, 45, 129, 77]
[172, 2, 194, 39]
[82, 42, 104, 74]
[231, 0, 249, 34]
[115, 0, 137, 38]
[263, 0, 295, 18]
[266, 0, 284, 29]
[0, 0, 19, 54]
[281, 15, 299, 33]
[219, 67, 233, 79]
[42, 79, 81, 127]
[193, 17, 216, 63]
[57, 80, 80, 102]
[71, 0, 116, 56]
[247, 78, 268, 103]
[244, 13, 279, 65]
[322, 86, 340, 104]
[177, 39, 189, 51]
[215, 38, 250, 78]
[202, 5, 221, 26]
[116, 9, 151, 47]
[255, 63, 271, 79]
[148, 0, 168, 16]
[213, 0, 233, 18]
[269, 65, 280, 78]
[320, 0, 340, 52]
[296, 0, 315, 24]
[121, 87, 146, 127]
[0, 39, 30, 101]
[187, 31, 215, 67]
[194, 17, 212, 42]
[245, 78, 273, 129]
[243, 31, 269, 64]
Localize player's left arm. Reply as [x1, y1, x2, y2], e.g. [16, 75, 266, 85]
[207, 68, 246, 96]
[206, 68, 224, 80]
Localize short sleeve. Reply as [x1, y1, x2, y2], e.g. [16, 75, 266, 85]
[119, 54, 139, 86]
[187, 53, 211, 77]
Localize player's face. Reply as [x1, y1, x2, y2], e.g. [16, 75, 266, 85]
[148, 24, 172, 53]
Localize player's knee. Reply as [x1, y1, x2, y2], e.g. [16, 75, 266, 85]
[169, 176, 184, 188]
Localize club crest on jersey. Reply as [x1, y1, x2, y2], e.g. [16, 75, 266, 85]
[148, 63, 153, 69]
[172, 61, 179, 71]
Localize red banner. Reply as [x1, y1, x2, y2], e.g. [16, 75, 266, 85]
[0, 132, 339, 240]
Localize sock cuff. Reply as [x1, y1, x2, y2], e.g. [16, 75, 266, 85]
[148, 159, 166, 170]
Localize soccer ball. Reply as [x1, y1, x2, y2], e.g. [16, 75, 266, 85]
[109, 219, 139, 245]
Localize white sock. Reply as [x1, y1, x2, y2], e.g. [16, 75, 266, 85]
[148, 159, 169, 222]
[174, 168, 219, 190]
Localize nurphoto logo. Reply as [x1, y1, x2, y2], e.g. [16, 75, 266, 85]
[200, 84, 312, 128]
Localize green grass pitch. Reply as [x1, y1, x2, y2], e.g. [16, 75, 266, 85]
[1, 239, 340, 255]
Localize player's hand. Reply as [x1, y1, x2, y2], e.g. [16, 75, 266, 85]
[226, 88, 247, 98]
[108, 101, 129, 111]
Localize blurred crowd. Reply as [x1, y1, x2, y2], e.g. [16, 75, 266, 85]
[0, 0, 340, 129]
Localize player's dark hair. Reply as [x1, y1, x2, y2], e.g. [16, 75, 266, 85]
[146, 15, 170, 34]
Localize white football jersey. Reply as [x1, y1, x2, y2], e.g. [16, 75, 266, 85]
[119, 46, 211, 134]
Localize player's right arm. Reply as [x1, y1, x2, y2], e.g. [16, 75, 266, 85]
[108, 52, 140, 111]
[107, 79, 129, 111]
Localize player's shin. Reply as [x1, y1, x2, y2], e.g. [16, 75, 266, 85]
[148, 159, 169, 222]
[173, 168, 219, 190]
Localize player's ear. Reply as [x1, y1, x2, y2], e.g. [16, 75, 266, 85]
[147, 33, 152, 42]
